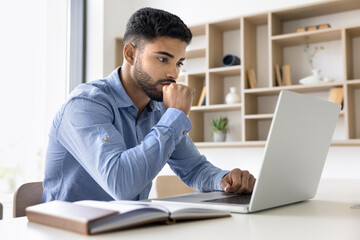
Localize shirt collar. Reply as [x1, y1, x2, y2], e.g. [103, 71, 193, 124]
[106, 67, 162, 112]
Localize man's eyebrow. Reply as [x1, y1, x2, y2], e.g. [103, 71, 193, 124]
[154, 51, 185, 61]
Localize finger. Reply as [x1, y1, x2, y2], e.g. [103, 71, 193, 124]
[220, 174, 232, 192]
[228, 171, 242, 193]
[240, 170, 251, 194]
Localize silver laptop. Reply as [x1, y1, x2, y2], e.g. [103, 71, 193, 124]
[153, 90, 341, 213]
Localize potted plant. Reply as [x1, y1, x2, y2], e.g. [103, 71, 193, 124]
[210, 116, 229, 142]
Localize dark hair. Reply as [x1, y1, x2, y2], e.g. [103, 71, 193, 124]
[123, 8, 192, 48]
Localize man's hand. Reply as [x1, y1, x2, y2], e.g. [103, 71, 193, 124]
[220, 168, 256, 194]
[162, 83, 195, 115]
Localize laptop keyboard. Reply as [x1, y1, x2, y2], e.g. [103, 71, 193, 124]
[202, 194, 252, 205]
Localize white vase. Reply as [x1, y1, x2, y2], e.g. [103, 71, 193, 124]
[299, 69, 322, 85]
[225, 87, 241, 104]
[213, 131, 227, 142]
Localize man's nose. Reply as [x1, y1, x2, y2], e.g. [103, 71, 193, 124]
[166, 65, 180, 80]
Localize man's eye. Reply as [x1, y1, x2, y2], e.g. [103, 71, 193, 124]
[158, 57, 167, 62]
[177, 62, 184, 67]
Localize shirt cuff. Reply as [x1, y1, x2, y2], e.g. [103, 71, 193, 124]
[214, 170, 230, 191]
[155, 108, 192, 144]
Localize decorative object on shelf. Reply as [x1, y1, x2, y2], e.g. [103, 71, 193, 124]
[304, 42, 324, 70]
[318, 23, 331, 30]
[299, 69, 334, 85]
[282, 65, 292, 86]
[225, 87, 241, 104]
[222, 54, 240, 66]
[211, 117, 229, 142]
[328, 87, 344, 108]
[197, 86, 206, 106]
[275, 64, 282, 86]
[275, 64, 291, 86]
[299, 42, 334, 85]
[307, 25, 318, 31]
[246, 69, 257, 89]
[296, 23, 331, 33]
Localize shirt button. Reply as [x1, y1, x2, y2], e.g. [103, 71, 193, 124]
[168, 154, 171, 158]
[182, 130, 186, 134]
[103, 137, 109, 141]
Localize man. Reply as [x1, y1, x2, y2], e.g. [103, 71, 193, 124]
[42, 7, 255, 202]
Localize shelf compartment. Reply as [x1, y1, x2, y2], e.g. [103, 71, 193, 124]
[345, 25, 360, 80]
[244, 86, 346, 115]
[271, 32, 343, 86]
[208, 18, 241, 69]
[270, 1, 360, 36]
[187, 73, 206, 106]
[115, 38, 124, 67]
[244, 93, 278, 115]
[183, 24, 207, 73]
[209, 68, 241, 105]
[189, 109, 242, 143]
[244, 118, 272, 141]
[346, 83, 360, 139]
[243, 13, 270, 89]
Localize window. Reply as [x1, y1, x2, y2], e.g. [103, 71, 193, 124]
[0, 0, 82, 218]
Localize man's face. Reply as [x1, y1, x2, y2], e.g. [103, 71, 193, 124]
[133, 37, 187, 101]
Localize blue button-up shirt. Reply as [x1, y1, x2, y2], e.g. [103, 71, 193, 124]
[42, 68, 228, 202]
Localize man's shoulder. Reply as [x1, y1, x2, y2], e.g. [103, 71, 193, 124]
[69, 79, 113, 102]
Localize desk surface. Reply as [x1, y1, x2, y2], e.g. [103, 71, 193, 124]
[1, 179, 359, 240]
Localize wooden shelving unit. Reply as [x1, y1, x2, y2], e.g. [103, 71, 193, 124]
[115, 0, 360, 147]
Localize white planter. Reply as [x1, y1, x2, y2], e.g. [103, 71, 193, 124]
[213, 131, 227, 142]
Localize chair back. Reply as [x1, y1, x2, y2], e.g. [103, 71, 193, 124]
[155, 175, 196, 198]
[13, 181, 43, 217]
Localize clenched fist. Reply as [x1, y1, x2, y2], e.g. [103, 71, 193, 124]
[162, 83, 195, 115]
[220, 168, 256, 194]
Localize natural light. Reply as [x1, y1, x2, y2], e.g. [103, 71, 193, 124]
[0, 0, 61, 218]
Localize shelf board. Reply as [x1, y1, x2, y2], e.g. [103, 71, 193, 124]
[331, 139, 360, 146]
[185, 47, 206, 58]
[244, 113, 274, 120]
[209, 66, 241, 76]
[272, 28, 342, 47]
[243, 12, 268, 25]
[347, 79, 360, 87]
[271, 0, 360, 21]
[194, 139, 360, 148]
[182, 70, 207, 76]
[191, 103, 241, 112]
[194, 141, 266, 148]
[244, 110, 344, 120]
[209, 18, 241, 31]
[244, 81, 346, 95]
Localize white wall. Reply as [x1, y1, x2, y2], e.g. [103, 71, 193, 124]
[86, 0, 135, 82]
[86, 0, 360, 185]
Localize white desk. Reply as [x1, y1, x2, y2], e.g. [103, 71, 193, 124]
[1, 179, 359, 240]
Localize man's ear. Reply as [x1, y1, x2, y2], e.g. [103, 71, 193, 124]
[123, 43, 136, 65]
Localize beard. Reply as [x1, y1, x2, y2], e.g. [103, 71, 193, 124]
[133, 58, 175, 102]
